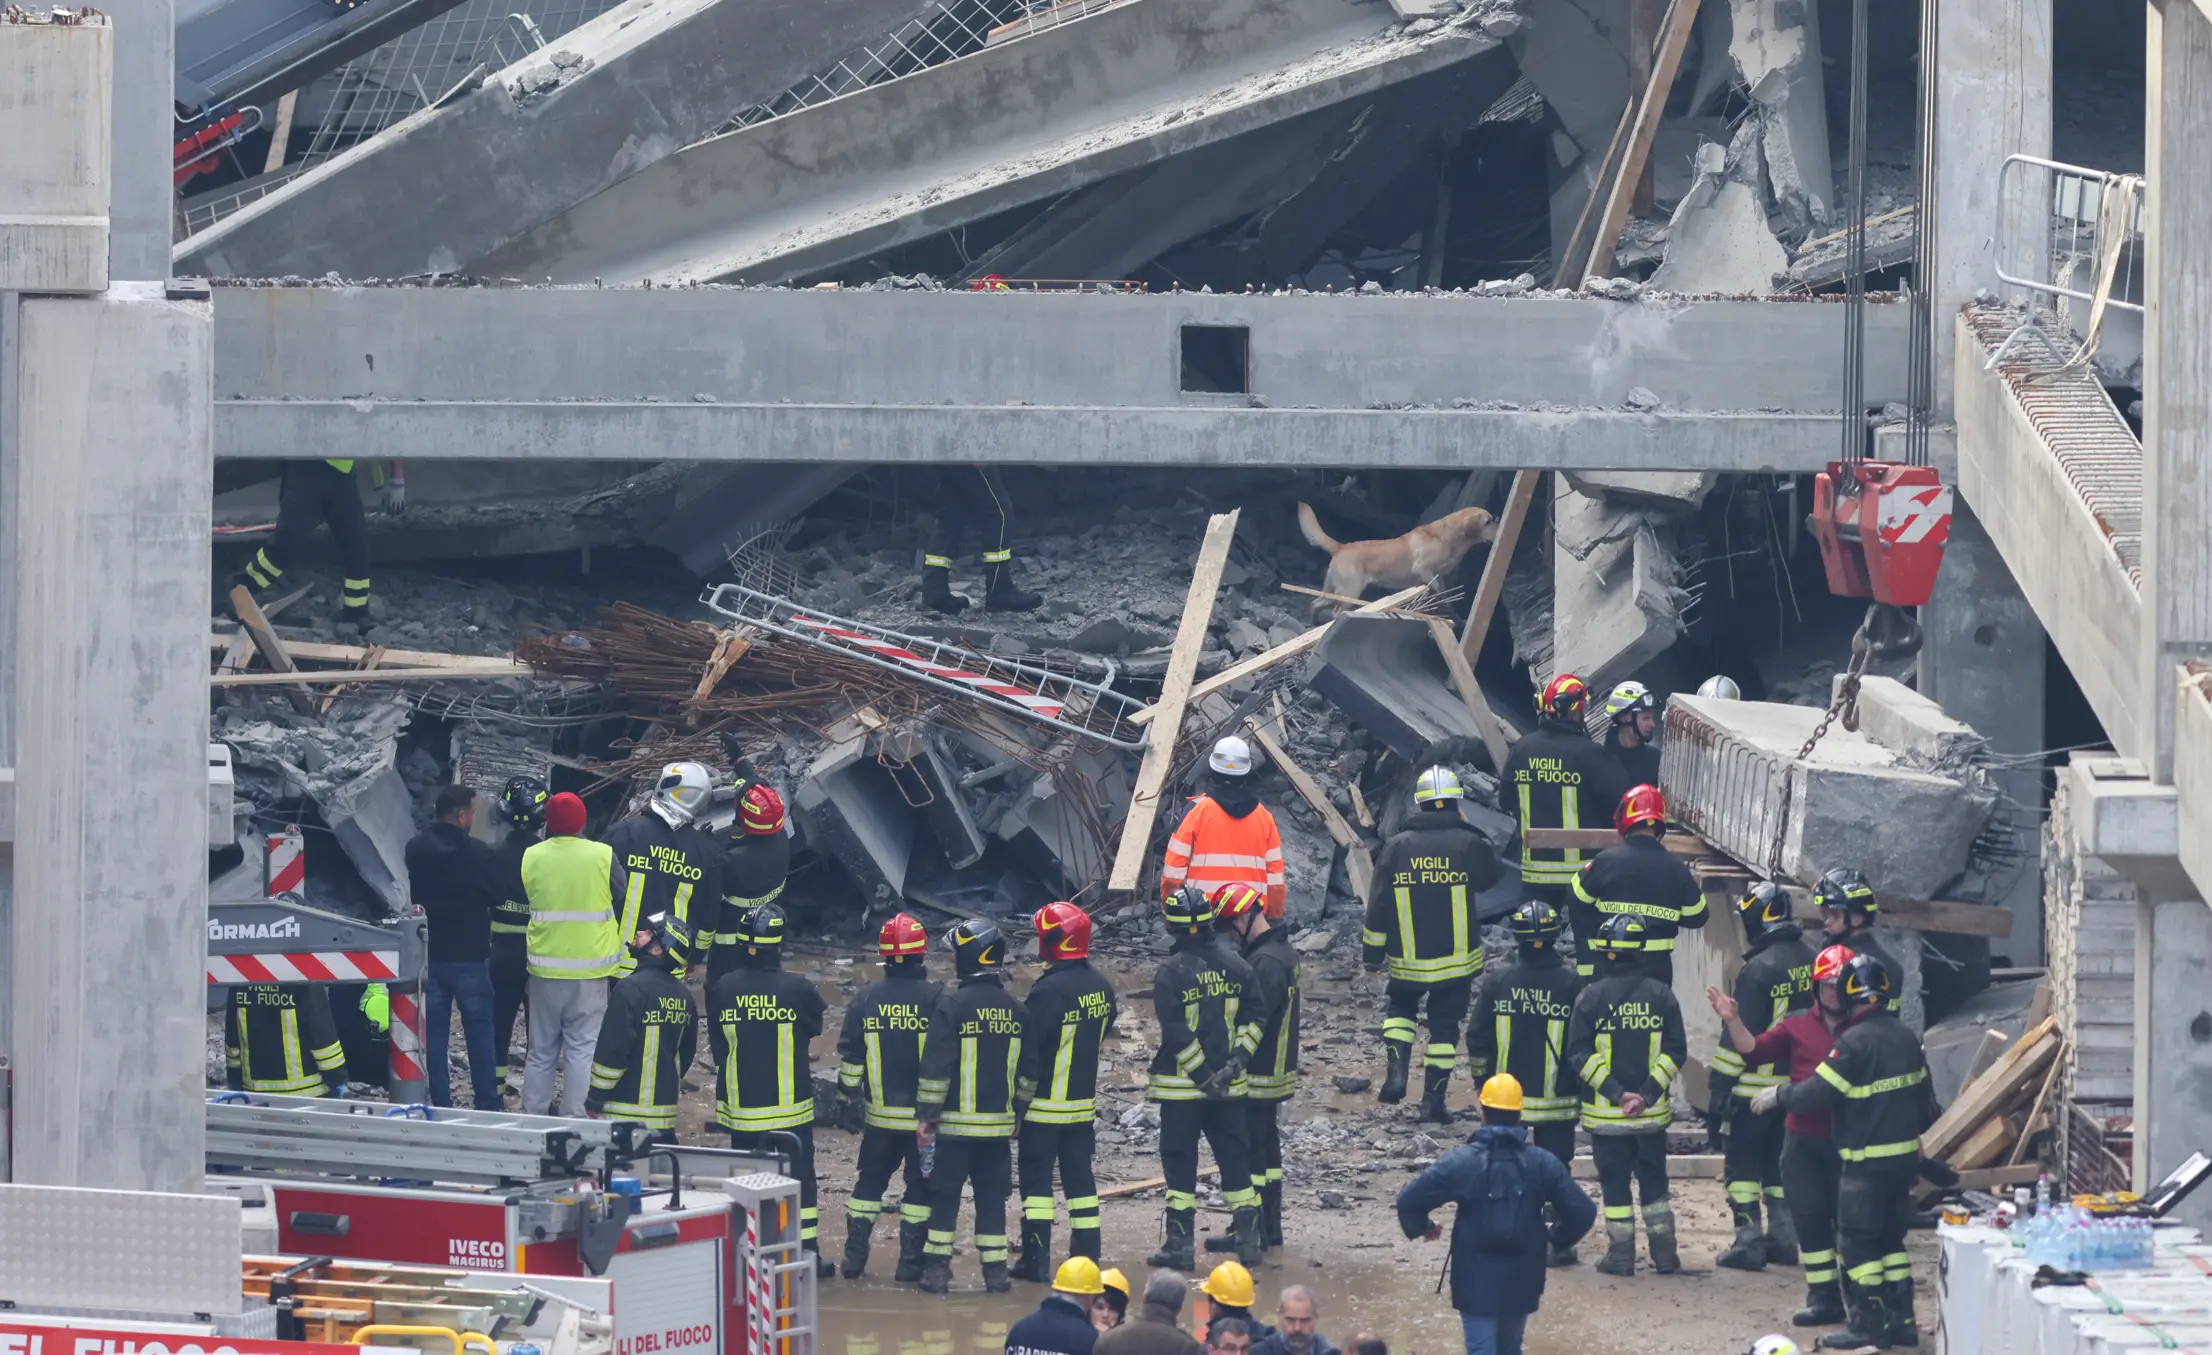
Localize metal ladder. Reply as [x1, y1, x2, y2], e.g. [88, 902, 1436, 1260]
[725, 1173, 816, 1355]
[699, 584, 1149, 749]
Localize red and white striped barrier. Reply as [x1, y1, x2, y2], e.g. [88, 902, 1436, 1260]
[206, 950, 399, 985]
[265, 827, 306, 896]
[787, 614, 1066, 719]
[387, 990, 425, 1090]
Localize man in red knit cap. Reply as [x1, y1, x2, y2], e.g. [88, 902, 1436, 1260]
[520, 792, 629, 1117]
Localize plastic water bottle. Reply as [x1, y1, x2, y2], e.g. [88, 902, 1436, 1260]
[919, 1136, 935, 1178]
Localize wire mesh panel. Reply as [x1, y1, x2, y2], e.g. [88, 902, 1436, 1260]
[712, 0, 1036, 133]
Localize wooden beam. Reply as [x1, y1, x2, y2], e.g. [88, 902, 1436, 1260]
[1582, 0, 1702, 285]
[1245, 714, 1375, 902]
[1524, 828, 1626, 852]
[1348, 783, 1375, 830]
[1108, 511, 1241, 891]
[1571, 1152, 1724, 1181]
[1458, 470, 1539, 673]
[1101, 1166, 1218, 1200]
[211, 631, 521, 671]
[1922, 1019, 2059, 1163]
[213, 662, 531, 687]
[228, 585, 317, 714]
[319, 644, 386, 714]
[1427, 615, 1513, 771]
[2006, 1056, 2065, 1167]
[1129, 584, 1422, 726]
[1554, 104, 1636, 286]
[263, 90, 299, 175]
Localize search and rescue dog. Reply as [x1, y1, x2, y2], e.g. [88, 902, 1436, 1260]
[1295, 502, 1497, 616]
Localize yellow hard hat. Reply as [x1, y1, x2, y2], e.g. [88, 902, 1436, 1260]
[1100, 1268, 1130, 1298]
[1480, 1073, 1525, 1112]
[1200, 1261, 1256, 1309]
[1053, 1256, 1106, 1296]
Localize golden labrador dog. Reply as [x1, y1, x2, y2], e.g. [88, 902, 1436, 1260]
[1296, 502, 1496, 614]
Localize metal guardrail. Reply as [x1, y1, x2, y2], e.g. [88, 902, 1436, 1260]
[1995, 154, 2146, 316]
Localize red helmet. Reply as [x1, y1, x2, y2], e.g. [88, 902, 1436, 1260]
[1812, 943, 1855, 983]
[1540, 673, 1590, 718]
[1211, 882, 1266, 925]
[1615, 783, 1667, 835]
[878, 912, 929, 960]
[740, 783, 787, 835]
[1034, 901, 1092, 961]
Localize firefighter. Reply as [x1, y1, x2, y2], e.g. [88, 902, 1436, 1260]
[1161, 736, 1287, 920]
[1210, 881, 1298, 1251]
[1364, 767, 1501, 1119]
[920, 466, 1044, 614]
[1567, 915, 1686, 1277]
[490, 776, 546, 1100]
[602, 762, 721, 977]
[916, 918, 1033, 1294]
[1500, 674, 1629, 910]
[1710, 944, 1857, 1329]
[1697, 675, 1743, 700]
[1814, 868, 1905, 1014]
[1465, 899, 1582, 1265]
[708, 901, 834, 1277]
[237, 458, 402, 623]
[584, 911, 697, 1141]
[1147, 885, 1264, 1271]
[713, 784, 792, 982]
[1568, 784, 1706, 982]
[1015, 902, 1119, 1279]
[1602, 681, 1662, 788]
[837, 912, 940, 1281]
[225, 983, 348, 1097]
[1760, 953, 1935, 1349]
[1708, 881, 1818, 1273]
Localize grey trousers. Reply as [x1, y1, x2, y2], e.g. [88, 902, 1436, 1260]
[522, 975, 608, 1117]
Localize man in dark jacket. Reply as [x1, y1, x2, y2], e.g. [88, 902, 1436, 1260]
[1250, 1288, 1339, 1355]
[404, 784, 507, 1108]
[1397, 1073, 1597, 1355]
[1007, 1258, 1109, 1355]
[1095, 1272, 1203, 1355]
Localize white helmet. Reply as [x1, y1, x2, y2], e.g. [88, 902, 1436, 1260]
[1606, 680, 1656, 721]
[1209, 735, 1254, 777]
[1749, 1338, 1799, 1355]
[1414, 766, 1464, 804]
[1697, 674, 1743, 700]
[650, 761, 714, 828]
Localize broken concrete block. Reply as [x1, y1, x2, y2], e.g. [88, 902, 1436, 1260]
[1648, 124, 1789, 293]
[795, 726, 917, 903]
[1659, 694, 1997, 900]
[1307, 613, 1492, 766]
[313, 755, 418, 913]
[1830, 675, 1988, 771]
[1550, 486, 1686, 697]
[1563, 469, 1720, 508]
[882, 726, 988, 871]
[1728, 0, 1834, 238]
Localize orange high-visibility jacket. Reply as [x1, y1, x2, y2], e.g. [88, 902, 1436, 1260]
[1160, 795, 1287, 918]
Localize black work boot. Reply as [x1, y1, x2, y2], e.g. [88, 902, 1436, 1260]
[1594, 1220, 1637, 1276]
[920, 560, 969, 614]
[982, 1260, 1012, 1294]
[894, 1222, 929, 1284]
[1766, 1194, 1802, 1266]
[1147, 1210, 1196, 1270]
[1716, 1196, 1767, 1271]
[1069, 1226, 1101, 1261]
[1378, 1044, 1411, 1105]
[1644, 1203, 1681, 1275]
[840, 1215, 875, 1280]
[1204, 1230, 1239, 1254]
[982, 553, 1043, 612]
[1009, 1221, 1053, 1284]
[1261, 1181, 1285, 1248]
[809, 1244, 835, 1279]
[1793, 1279, 1847, 1327]
[1233, 1205, 1265, 1266]
[1548, 1239, 1580, 1267]
[1417, 1067, 1453, 1124]
[918, 1256, 953, 1295]
[1886, 1279, 1919, 1348]
[1816, 1280, 1890, 1350]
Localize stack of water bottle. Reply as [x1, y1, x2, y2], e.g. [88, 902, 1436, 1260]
[2016, 1175, 2157, 1271]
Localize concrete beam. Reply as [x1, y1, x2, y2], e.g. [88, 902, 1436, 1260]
[476, 0, 1507, 283]
[2134, 891, 2212, 1233]
[2176, 671, 2212, 904]
[0, 17, 111, 294]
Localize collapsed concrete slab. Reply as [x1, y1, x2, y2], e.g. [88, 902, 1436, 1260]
[1725, 0, 1833, 239]
[1562, 468, 1718, 509]
[1307, 613, 1493, 766]
[1659, 693, 1997, 900]
[629, 464, 859, 577]
[1549, 483, 1685, 695]
[220, 697, 418, 910]
[795, 719, 917, 903]
[1647, 124, 1788, 294]
[883, 726, 988, 870]
[1830, 674, 1988, 771]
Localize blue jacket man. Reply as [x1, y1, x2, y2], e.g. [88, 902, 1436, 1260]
[1396, 1074, 1597, 1355]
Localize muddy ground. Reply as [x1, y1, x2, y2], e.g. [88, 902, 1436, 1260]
[655, 939, 1938, 1355]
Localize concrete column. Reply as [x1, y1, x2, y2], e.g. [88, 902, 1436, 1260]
[1927, 0, 2052, 416]
[2140, 0, 2212, 782]
[104, 0, 172, 282]
[2134, 892, 2212, 1233]
[1920, 503, 2048, 964]
[8, 282, 211, 1190]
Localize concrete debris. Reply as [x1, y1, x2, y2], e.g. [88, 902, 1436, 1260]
[1830, 674, 1988, 774]
[1563, 467, 1719, 508]
[1725, 0, 1834, 239]
[1787, 206, 1918, 289]
[1549, 483, 1687, 697]
[1293, 928, 1337, 953]
[1306, 613, 1496, 766]
[509, 49, 595, 105]
[1647, 123, 1789, 294]
[795, 717, 919, 905]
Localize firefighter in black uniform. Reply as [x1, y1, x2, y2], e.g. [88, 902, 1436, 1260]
[837, 912, 940, 1281]
[491, 776, 546, 1098]
[226, 983, 349, 1096]
[713, 784, 792, 982]
[602, 761, 720, 977]
[1466, 899, 1582, 1265]
[1501, 673, 1629, 910]
[1013, 902, 1118, 1278]
[1363, 767, 1501, 1120]
[1568, 784, 1706, 982]
[1764, 953, 1935, 1349]
[1815, 867, 1905, 1015]
[1567, 915, 1687, 1277]
[1211, 881, 1299, 1252]
[1708, 881, 1817, 1272]
[708, 902, 834, 1277]
[916, 919, 1033, 1295]
[1146, 885, 1264, 1271]
[585, 911, 697, 1141]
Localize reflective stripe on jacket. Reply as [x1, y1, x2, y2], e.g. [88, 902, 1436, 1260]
[225, 984, 347, 1096]
[1363, 818, 1499, 984]
[521, 835, 622, 980]
[586, 963, 697, 1130]
[1160, 796, 1286, 917]
[1566, 970, 1685, 1133]
[1020, 960, 1117, 1125]
[708, 962, 826, 1132]
[838, 971, 941, 1130]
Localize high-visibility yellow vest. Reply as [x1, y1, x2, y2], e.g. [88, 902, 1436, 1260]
[326, 459, 356, 473]
[521, 836, 621, 980]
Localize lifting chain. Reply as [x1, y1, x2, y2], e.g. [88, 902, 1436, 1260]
[1765, 603, 1918, 874]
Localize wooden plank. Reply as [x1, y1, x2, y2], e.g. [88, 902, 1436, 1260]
[1101, 1166, 1218, 1200]
[2007, 1056, 2065, 1167]
[1952, 1163, 2045, 1192]
[1955, 1028, 2012, 1100]
[263, 90, 298, 174]
[691, 627, 753, 710]
[1108, 511, 1241, 891]
[1553, 104, 1636, 286]
[1348, 783, 1375, 830]
[1582, 0, 1702, 285]
[1524, 828, 1625, 851]
[215, 583, 313, 676]
[1279, 582, 1440, 612]
[1950, 1115, 2018, 1171]
[229, 584, 318, 714]
[213, 663, 530, 687]
[1777, 887, 2016, 938]
[1426, 615, 1512, 772]
[1458, 470, 1539, 673]
[1245, 714, 1374, 903]
[1572, 1152, 1724, 1181]
[1129, 585, 1423, 726]
[319, 644, 386, 714]
[1923, 1021, 2059, 1163]
[210, 632, 523, 671]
